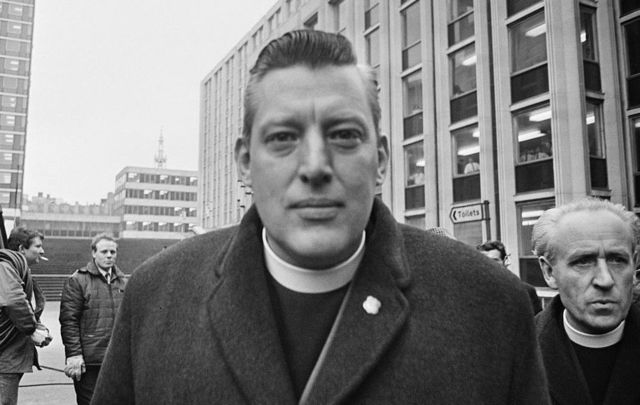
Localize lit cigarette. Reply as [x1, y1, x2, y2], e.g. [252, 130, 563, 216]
[40, 256, 49, 261]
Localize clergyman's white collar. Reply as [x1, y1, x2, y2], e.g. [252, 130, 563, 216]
[563, 309, 624, 348]
[262, 228, 365, 294]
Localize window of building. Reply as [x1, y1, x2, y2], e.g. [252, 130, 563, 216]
[517, 199, 554, 286]
[453, 221, 482, 246]
[586, 100, 607, 189]
[0, 173, 11, 185]
[453, 126, 480, 176]
[581, 7, 601, 92]
[1, 95, 17, 109]
[402, 1, 421, 70]
[507, 0, 542, 17]
[450, 44, 477, 122]
[365, 0, 379, 29]
[509, 11, 549, 103]
[404, 141, 425, 210]
[404, 214, 425, 229]
[335, 0, 348, 34]
[0, 192, 10, 204]
[624, 18, 640, 108]
[452, 126, 480, 202]
[403, 70, 423, 139]
[448, 0, 474, 46]
[513, 104, 554, 192]
[620, 0, 640, 16]
[365, 29, 380, 78]
[8, 5, 23, 16]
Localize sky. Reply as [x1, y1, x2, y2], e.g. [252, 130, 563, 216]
[24, 0, 277, 204]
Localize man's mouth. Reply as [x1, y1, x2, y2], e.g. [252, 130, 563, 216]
[290, 199, 343, 219]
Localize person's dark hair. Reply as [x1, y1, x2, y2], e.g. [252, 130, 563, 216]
[91, 233, 117, 252]
[242, 29, 380, 141]
[7, 226, 44, 251]
[476, 240, 507, 261]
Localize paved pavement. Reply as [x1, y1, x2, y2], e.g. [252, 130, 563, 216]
[18, 301, 76, 404]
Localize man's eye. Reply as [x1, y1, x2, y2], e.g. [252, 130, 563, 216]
[607, 255, 628, 265]
[265, 132, 297, 144]
[572, 257, 596, 267]
[328, 129, 362, 146]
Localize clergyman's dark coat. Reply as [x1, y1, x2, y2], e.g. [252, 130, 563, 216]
[536, 295, 640, 404]
[91, 200, 549, 404]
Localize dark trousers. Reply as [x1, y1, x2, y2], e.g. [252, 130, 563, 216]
[73, 365, 100, 405]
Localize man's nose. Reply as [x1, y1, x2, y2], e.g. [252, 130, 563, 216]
[593, 258, 615, 289]
[298, 129, 332, 185]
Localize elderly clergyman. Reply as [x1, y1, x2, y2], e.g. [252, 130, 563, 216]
[92, 30, 549, 404]
[533, 198, 640, 405]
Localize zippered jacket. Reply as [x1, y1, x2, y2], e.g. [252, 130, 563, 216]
[59, 260, 127, 365]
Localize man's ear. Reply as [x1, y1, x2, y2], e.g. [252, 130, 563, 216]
[376, 134, 389, 186]
[539, 256, 558, 289]
[234, 137, 252, 187]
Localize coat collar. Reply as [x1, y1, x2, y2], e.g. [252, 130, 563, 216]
[81, 260, 125, 280]
[537, 296, 640, 405]
[206, 199, 411, 404]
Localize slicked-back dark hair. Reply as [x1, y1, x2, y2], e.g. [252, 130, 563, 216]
[242, 29, 380, 140]
[476, 240, 508, 261]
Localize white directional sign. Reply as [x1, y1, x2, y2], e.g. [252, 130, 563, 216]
[449, 203, 485, 224]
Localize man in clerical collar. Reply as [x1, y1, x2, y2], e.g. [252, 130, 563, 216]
[91, 29, 549, 404]
[533, 198, 640, 405]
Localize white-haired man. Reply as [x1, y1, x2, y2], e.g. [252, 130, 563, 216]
[533, 198, 640, 404]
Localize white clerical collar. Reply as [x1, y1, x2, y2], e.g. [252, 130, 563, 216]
[563, 309, 624, 348]
[262, 228, 365, 294]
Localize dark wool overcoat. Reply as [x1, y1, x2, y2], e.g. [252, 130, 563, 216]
[91, 200, 550, 405]
[536, 296, 640, 405]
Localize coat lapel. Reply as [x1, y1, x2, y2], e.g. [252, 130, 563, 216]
[302, 200, 411, 405]
[206, 207, 297, 404]
[537, 297, 592, 405]
[604, 304, 640, 405]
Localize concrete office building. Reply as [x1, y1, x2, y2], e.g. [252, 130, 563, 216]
[115, 166, 198, 239]
[199, 0, 640, 287]
[0, 0, 34, 224]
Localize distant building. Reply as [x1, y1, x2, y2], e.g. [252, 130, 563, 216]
[20, 192, 119, 238]
[199, 0, 640, 288]
[0, 0, 35, 223]
[114, 166, 198, 239]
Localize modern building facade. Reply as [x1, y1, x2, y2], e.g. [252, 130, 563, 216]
[114, 166, 198, 239]
[199, 0, 640, 286]
[0, 0, 34, 222]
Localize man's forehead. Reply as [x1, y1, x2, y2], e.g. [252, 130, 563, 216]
[96, 240, 117, 249]
[551, 209, 634, 254]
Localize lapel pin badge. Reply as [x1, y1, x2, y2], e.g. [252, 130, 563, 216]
[363, 295, 381, 315]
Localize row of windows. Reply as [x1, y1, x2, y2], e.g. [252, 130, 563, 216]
[124, 188, 197, 201]
[0, 75, 28, 94]
[124, 205, 197, 217]
[0, 19, 31, 40]
[0, 56, 30, 76]
[0, 112, 25, 131]
[0, 38, 31, 58]
[123, 221, 191, 233]
[0, 2, 33, 21]
[125, 172, 197, 186]
[0, 132, 23, 149]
